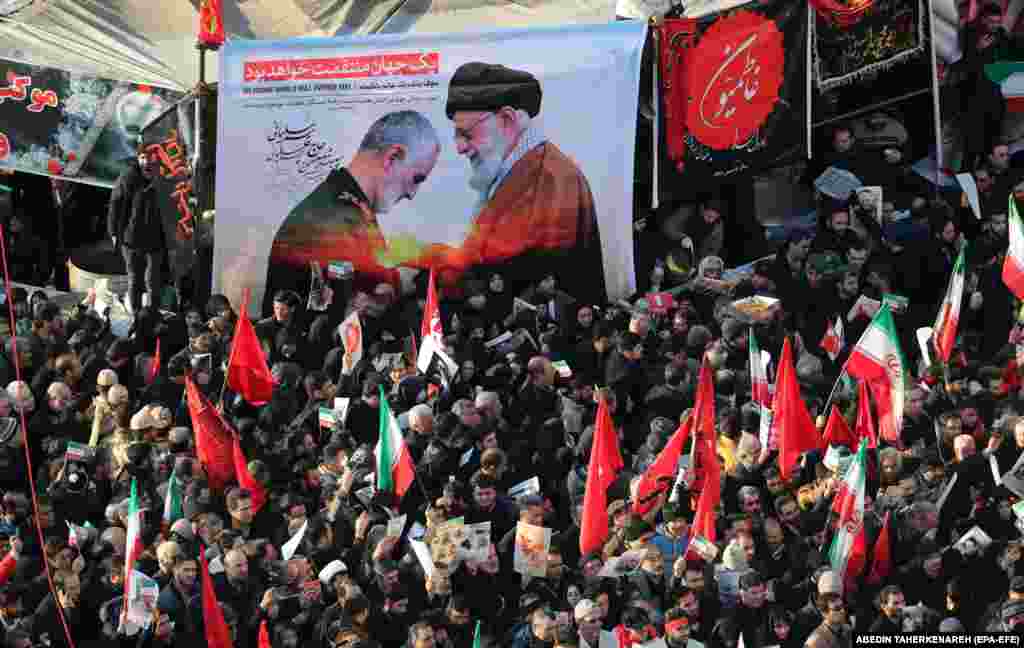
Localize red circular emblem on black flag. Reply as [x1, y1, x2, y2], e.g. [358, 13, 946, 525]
[686, 9, 785, 151]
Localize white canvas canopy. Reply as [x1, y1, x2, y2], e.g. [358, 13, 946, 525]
[0, 0, 617, 90]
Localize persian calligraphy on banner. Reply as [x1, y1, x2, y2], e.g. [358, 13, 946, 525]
[244, 53, 441, 83]
[656, 1, 808, 184]
[0, 58, 180, 186]
[813, 0, 925, 90]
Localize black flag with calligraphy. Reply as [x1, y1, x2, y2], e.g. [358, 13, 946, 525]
[656, 1, 808, 186]
[140, 97, 198, 280]
[0, 58, 181, 186]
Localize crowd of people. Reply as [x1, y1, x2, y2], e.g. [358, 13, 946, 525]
[3, 2, 1024, 647]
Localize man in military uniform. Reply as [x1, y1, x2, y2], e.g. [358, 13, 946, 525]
[262, 110, 441, 316]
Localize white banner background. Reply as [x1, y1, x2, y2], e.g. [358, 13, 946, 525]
[215, 23, 645, 312]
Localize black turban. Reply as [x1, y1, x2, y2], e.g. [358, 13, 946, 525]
[445, 62, 542, 119]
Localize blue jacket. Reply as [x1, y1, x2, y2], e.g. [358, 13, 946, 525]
[651, 526, 688, 576]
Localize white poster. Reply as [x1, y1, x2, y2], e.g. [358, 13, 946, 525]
[215, 24, 646, 313]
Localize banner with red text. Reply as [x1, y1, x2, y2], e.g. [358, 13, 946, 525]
[215, 24, 646, 313]
[0, 59, 181, 187]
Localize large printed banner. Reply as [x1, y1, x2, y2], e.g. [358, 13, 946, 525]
[215, 23, 646, 312]
[0, 59, 181, 187]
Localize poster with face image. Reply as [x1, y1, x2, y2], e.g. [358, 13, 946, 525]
[215, 24, 646, 315]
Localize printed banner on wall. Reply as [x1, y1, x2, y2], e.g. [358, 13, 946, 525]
[0, 59, 181, 187]
[813, 0, 925, 90]
[657, 1, 808, 184]
[214, 23, 646, 313]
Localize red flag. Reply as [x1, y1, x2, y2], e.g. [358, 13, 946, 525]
[822, 405, 857, 449]
[685, 361, 720, 550]
[866, 511, 892, 585]
[633, 414, 692, 516]
[197, 0, 225, 47]
[147, 338, 161, 386]
[186, 375, 235, 491]
[232, 436, 267, 513]
[226, 292, 275, 405]
[417, 268, 444, 372]
[773, 338, 820, 481]
[579, 397, 624, 556]
[854, 381, 878, 449]
[258, 619, 271, 648]
[199, 552, 232, 648]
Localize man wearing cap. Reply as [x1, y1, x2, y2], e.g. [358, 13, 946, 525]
[428, 62, 604, 304]
[574, 598, 603, 648]
[262, 110, 441, 314]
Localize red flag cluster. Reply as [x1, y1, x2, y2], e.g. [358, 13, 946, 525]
[226, 291, 275, 406]
[186, 375, 235, 491]
[771, 338, 820, 481]
[688, 362, 721, 547]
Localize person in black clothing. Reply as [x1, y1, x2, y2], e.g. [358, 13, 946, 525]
[868, 585, 906, 634]
[108, 145, 165, 314]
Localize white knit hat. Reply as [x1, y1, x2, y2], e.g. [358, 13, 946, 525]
[318, 559, 348, 585]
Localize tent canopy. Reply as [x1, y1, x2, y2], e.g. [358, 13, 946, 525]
[0, 0, 616, 91]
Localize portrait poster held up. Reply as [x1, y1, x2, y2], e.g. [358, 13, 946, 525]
[214, 24, 646, 314]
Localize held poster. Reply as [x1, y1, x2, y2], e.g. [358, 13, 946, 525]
[215, 23, 646, 313]
[0, 58, 180, 186]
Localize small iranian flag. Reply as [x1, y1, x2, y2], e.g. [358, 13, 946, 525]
[846, 305, 905, 445]
[120, 478, 146, 632]
[472, 620, 482, 648]
[339, 311, 363, 377]
[1005, 193, 1024, 299]
[932, 245, 966, 363]
[820, 316, 845, 362]
[163, 466, 184, 527]
[749, 328, 770, 408]
[376, 387, 415, 499]
[828, 440, 869, 586]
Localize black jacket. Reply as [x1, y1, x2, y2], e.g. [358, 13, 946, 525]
[109, 162, 164, 252]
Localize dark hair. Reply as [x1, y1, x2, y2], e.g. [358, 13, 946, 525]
[618, 332, 643, 352]
[470, 473, 499, 492]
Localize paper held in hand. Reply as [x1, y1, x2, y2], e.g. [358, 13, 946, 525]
[509, 476, 541, 501]
[513, 522, 551, 578]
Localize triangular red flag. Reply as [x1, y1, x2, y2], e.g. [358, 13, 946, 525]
[633, 414, 692, 516]
[854, 381, 878, 449]
[186, 374, 235, 491]
[147, 338, 161, 386]
[866, 511, 892, 585]
[226, 291, 275, 406]
[199, 552, 233, 648]
[685, 361, 720, 550]
[232, 436, 267, 513]
[421, 268, 442, 341]
[579, 396, 624, 556]
[822, 405, 857, 450]
[258, 618, 272, 648]
[773, 338, 820, 481]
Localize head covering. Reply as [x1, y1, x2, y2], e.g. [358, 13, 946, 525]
[445, 62, 542, 119]
[817, 569, 843, 596]
[574, 599, 597, 621]
[130, 407, 152, 431]
[938, 618, 965, 633]
[97, 369, 118, 387]
[607, 500, 627, 518]
[148, 406, 172, 430]
[107, 384, 130, 408]
[169, 427, 191, 445]
[318, 559, 348, 585]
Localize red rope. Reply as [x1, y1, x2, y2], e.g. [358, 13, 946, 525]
[0, 224, 77, 648]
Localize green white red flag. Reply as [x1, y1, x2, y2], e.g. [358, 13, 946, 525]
[1005, 193, 1024, 299]
[932, 245, 966, 363]
[846, 305, 905, 445]
[120, 478, 146, 632]
[749, 329, 770, 408]
[829, 440, 869, 587]
[376, 387, 415, 499]
[820, 316, 844, 362]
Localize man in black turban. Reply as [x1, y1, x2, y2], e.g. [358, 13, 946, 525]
[433, 62, 606, 305]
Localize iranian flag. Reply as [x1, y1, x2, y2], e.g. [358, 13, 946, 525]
[120, 478, 146, 631]
[1005, 193, 1024, 299]
[162, 465, 184, 528]
[820, 316, 844, 362]
[828, 440, 869, 586]
[749, 328, 770, 409]
[846, 305, 905, 445]
[932, 245, 966, 363]
[376, 387, 415, 499]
